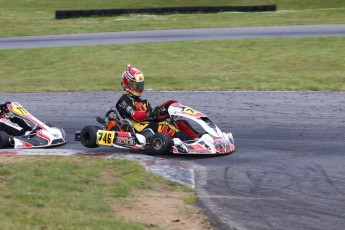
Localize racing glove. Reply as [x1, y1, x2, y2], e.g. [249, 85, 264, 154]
[152, 106, 169, 121]
[131, 110, 148, 121]
[130, 107, 168, 121]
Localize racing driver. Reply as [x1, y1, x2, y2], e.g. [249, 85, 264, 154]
[0, 101, 32, 136]
[115, 64, 199, 141]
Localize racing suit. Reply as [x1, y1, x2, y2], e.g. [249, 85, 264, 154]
[0, 102, 32, 136]
[115, 93, 198, 141]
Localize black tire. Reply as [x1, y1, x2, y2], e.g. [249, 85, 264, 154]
[0, 131, 10, 149]
[149, 132, 173, 155]
[80, 125, 101, 148]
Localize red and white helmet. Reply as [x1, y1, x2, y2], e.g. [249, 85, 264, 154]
[121, 65, 144, 96]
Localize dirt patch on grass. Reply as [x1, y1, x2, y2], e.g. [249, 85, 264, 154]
[0, 155, 213, 229]
[113, 183, 213, 230]
[0, 155, 36, 163]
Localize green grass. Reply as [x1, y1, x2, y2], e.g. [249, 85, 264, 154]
[1, 1, 344, 92]
[0, 156, 190, 230]
[0, 0, 344, 37]
[1, 36, 344, 92]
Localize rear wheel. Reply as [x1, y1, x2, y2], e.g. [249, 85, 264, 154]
[0, 131, 10, 149]
[149, 132, 173, 155]
[80, 125, 101, 148]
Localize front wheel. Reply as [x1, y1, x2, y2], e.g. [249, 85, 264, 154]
[149, 132, 173, 155]
[80, 125, 101, 148]
[0, 131, 10, 149]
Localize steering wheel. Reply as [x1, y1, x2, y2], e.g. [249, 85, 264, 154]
[159, 100, 178, 110]
[105, 109, 117, 118]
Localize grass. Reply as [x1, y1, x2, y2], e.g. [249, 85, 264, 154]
[0, 0, 344, 37]
[1, 36, 344, 92]
[1, 1, 344, 92]
[0, 156, 191, 230]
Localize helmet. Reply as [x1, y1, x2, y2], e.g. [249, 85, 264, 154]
[121, 65, 144, 96]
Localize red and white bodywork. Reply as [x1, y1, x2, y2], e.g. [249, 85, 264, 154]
[0, 102, 66, 149]
[168, 102, 235, 154]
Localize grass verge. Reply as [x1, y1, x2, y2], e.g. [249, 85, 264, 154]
[0, 156, 194, 230]
[1, 36, 344, 92]
[0, 1, 344, 37]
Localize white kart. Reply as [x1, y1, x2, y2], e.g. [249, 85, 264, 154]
[0, 102, 67, 149]
[76, 101, 235, 155]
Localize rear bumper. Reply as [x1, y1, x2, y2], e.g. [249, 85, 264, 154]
[75, 131, 81, 141]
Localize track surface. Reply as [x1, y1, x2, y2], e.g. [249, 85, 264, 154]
[1, 24, 345, 49]
[1, 91, 344, 230]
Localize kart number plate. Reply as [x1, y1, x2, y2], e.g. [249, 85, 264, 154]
[97, 130, 115, 146]
[13, 106, 30, 116]
[183, 107, 199, 115]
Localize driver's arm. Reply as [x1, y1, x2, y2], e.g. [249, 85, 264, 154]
[131, 100, 155, 121]
[116, 97, 153, 122]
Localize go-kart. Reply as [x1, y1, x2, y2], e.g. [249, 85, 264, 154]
[0, 102, 67, 149]
[75, 100, 235, 155]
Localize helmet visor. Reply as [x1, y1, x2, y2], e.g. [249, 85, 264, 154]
[129, 81, 144, 91]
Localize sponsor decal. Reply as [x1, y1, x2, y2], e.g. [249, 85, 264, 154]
[157, 121, 178, 137]
[187, 143, 211, 154]
[115, 136, 135, 146]
[115, 132, 135, 145]
[132, 121, 149, 132]
[214, 137, 231, 153]
[134, 102, 147, 111]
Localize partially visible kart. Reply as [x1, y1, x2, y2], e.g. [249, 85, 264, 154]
[75, 100, 235, 155]
[0, 102, 67, 149]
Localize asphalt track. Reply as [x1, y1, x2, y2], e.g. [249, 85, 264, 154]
[0, 24, 345, 49]
[1, 25, 345, 230]
[1, 91, 344, 230]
